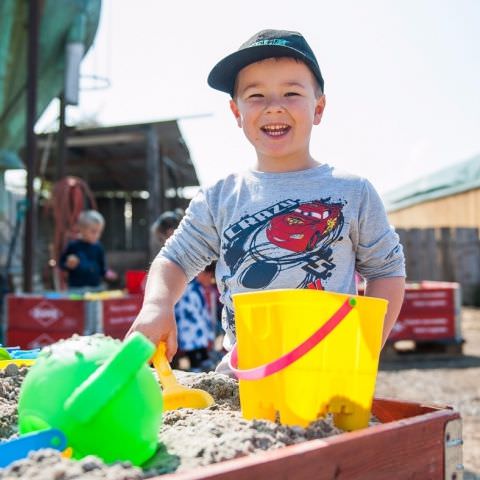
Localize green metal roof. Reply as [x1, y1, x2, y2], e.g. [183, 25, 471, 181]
[384, 154, 480, 212]
[0, 0, 101, 170]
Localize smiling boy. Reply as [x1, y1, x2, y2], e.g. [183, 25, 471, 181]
[230, 56, 324, 172]
[128, 29, 406, 366]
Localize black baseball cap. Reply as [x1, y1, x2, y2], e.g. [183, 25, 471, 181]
[207, 29, 324, 97]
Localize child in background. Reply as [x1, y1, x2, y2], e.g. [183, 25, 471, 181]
[153, 211, 216, 371]
[59, 210, 116, 290]
[199, 262, 224, 339]
[198, 261, 226, 366]
[128, 29, 406, 373]
[174, 266, 216, 371]
[151, 210, 184, 250]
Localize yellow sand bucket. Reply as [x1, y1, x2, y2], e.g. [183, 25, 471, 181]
[229, 289, 388, 431]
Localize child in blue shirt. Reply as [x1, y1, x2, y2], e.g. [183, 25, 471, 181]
[59, 210, 115, 289]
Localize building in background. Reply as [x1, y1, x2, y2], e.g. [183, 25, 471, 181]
[0, 0, 102, 295]
[35, 120, 200, 284]
[384, 154, 480, 305]
[385, 154, 480, 229]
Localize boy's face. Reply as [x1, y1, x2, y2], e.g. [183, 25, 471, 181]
[230, 57, 326, 172]
[79, 222, 104, 244]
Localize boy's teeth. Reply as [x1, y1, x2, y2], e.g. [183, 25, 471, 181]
[262, 124, 290, 135]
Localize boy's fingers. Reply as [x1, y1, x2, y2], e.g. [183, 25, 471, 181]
[124, 322, 158, 345]
[166, 334, 178, 362]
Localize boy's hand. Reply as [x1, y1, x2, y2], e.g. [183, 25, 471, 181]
[127, 256, 187, 362]
[126, 303, 178, 361]
[65, 254, 80, 269]
[105, 269, 118, 281]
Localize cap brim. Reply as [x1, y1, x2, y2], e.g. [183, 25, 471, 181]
[207, 45, 319, 96]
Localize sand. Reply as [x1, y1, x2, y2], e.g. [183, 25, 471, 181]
[0, 365, 343, 479]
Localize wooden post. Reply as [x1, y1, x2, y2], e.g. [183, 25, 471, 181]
[146, 125, 161, 260]
[439, 227, 454, 282]
[454, 227, 480, 304]
[159, 144, 165, 213]
[425, 228, 439, 280]
[56, 93, 67, 180]
[23, 0, 39, 293]
[414, 228, 438, 281]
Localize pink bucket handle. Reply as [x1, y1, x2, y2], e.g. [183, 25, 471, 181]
[229, 297, 356, 380]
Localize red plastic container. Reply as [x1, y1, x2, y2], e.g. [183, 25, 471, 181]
[6, 295, 87, 332]
[6, 329, 73, 349]
[388, 282, 461, 342]
[358, 282, 462, 343]
[98, 295, 143, 339]
[4, 294, 97, 349]
[125, 270, 147, 294]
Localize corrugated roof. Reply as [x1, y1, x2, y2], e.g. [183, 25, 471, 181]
[35, 120, 199, 193]
[384, 154, 480, 212]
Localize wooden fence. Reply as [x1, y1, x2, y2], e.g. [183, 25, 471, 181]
[397, 227, 480, 305]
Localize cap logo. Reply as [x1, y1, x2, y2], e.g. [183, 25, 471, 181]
[252, 39, 288, 47]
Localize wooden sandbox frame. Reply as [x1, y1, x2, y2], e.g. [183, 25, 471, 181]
[156, 398, 463, 480]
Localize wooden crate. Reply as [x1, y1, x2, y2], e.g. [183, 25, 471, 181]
[155, 398, 462, 480]
[4, 294, 96, 348]
[388, 282, 462, 343]
[96, 294, 143, 339]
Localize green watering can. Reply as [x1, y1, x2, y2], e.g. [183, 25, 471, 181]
[17, 333, 163, 466]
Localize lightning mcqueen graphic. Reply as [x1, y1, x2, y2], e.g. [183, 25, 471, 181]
[266, 201, 342, 252]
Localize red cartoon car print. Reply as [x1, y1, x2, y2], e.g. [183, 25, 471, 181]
[266, 202, 342, 252]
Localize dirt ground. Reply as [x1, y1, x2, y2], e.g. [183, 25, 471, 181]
[0, 309, 479, 479]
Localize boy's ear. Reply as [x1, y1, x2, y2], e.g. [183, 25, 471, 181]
[229, 99, 242, 128]
[313, 95, 326, 125]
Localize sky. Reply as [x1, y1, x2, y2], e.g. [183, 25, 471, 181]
[36, 0, 480, 196]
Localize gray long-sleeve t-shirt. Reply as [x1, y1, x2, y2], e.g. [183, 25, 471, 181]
[159, 164, 405, 348]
